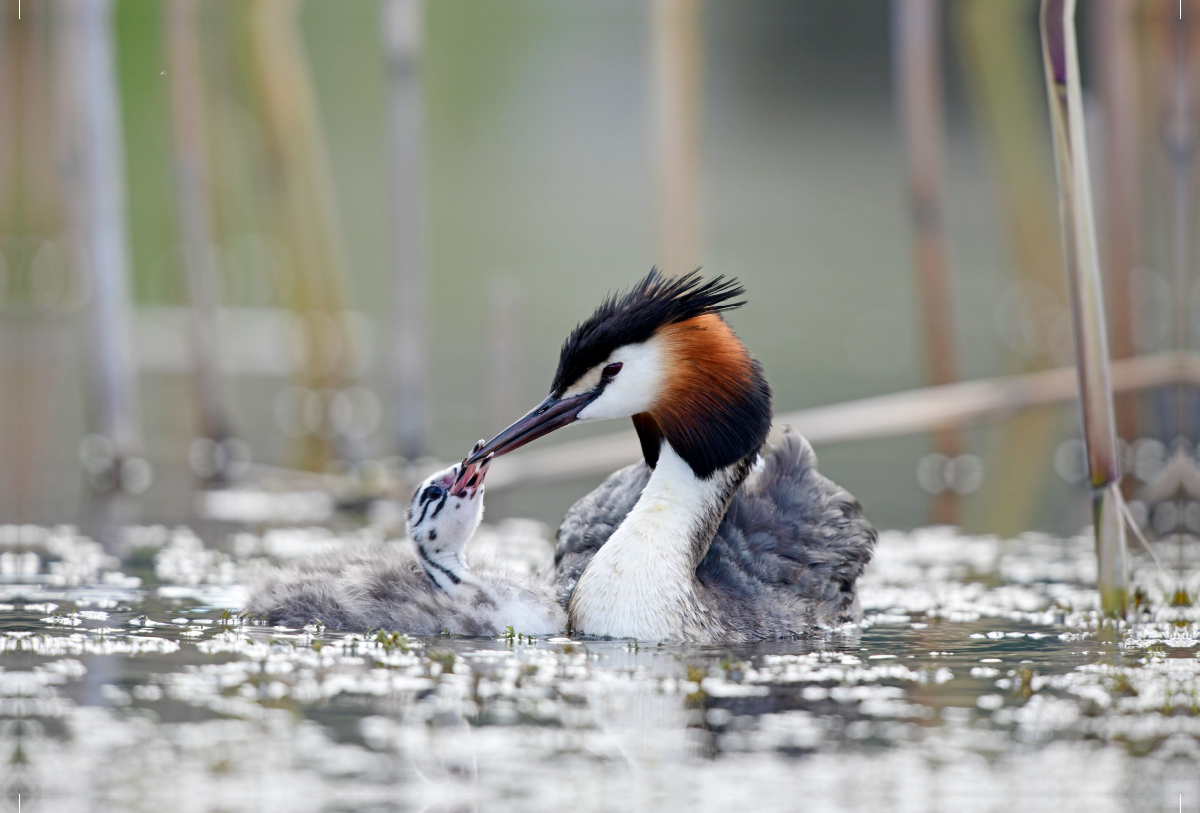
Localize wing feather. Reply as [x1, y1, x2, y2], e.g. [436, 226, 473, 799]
[699, 427, 876, 624]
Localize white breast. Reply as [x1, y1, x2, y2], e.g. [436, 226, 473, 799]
[568, 444, 728, 641]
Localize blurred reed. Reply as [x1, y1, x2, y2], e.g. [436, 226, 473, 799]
[957, 0, 1068, 538]
[1095, 0, 1144, 445]
[1040, 0, 1129, 616]
[653, 0, 702, 276]
[0, 1, 10, 231]
[893, 0, 963, 526]
[1158, 0, 1198, 441]
[1162, 2, 1195, 360]
[53, 0, 149, 497]
[249, 0, 359, 471]
[383, 0, 428, 462]
[167, 0, 238, 486]
[487, 352, 1194, 492]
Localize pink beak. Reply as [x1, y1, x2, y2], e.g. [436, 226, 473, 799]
[450, 440, 493, 497]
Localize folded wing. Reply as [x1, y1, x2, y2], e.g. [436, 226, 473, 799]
[699, 427, 875, 625]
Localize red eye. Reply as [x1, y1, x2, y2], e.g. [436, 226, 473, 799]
[602, 362, 623, 378]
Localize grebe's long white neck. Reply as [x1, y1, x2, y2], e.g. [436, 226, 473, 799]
[567, 442, 748, 640]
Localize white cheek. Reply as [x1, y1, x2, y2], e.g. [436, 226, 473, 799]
[577, 379, 650, 422]
[576, 340, 665, 422]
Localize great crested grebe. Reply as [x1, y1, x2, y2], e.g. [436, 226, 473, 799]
[246, 446, 564, 636]
[466, 270, 876, 642]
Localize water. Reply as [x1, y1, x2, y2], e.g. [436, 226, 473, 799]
[1, 521, 1198, 812]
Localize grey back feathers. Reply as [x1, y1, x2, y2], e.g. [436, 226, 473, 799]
[552, 426, 876, 638]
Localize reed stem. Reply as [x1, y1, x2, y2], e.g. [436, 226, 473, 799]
[249, 0, 357, 469]
[894, 0, 962, 525]
[383, 0, 428, 461]
[167, 0, 237, 483]
[956, 0, 1066, 537]
[653, 0, 702, 276]
[1094, 0, 1143, 444]
[54, 0, 146, 494]
[1040, 0, 1129, 616]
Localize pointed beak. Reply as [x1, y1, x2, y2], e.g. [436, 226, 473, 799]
[450, 453, 492, 497]
[465, 392, 596, 464]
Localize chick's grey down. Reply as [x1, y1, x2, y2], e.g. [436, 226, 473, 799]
[245, 455, 564, 636]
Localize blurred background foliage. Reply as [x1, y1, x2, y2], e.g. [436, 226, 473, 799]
[2, 0, 1186, 538]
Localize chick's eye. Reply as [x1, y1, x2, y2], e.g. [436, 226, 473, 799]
[425, 485, 444, 500]
[602, 362, 623, 378]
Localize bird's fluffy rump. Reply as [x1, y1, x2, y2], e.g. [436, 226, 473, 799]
[245, 544, 564, 636]
[552, 426, 876, 639]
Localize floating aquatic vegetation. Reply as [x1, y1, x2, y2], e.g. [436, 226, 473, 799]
[0, 523, 1197, 811]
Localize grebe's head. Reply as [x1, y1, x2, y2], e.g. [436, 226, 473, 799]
[407, 443, 492, 549]
[469, 270, 772, 478]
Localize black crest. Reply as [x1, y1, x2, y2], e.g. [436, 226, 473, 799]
[551, 269, 746, 395]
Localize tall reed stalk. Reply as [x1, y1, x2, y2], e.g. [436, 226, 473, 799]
[250, 0, 357, 470]
[383, 0, 428, 461]
[653, 0, 702, 276]
[5, 2, 68, 520]
[893, 0, 962, 525]
[1161, 2, 1196, 441]
[1095, 0, 1143, 445]
[167, 0, 236, 484]
[957, 0, 1066, 538]
[54, 0, 145, 495]
[1040, 0, 1129, 616]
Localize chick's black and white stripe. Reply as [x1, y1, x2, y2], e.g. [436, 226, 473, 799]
[416, 542, 462, 590]
[412, 484, 448, 528]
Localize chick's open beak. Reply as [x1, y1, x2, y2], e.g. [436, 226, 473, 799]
[451, 440, 493, 497]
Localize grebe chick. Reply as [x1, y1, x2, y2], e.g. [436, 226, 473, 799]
[466, 270, 876, 642]
[245, 448, 565, 636]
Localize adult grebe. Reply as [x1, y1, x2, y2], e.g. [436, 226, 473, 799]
[246, 448, 565, 636]
[466, 270, 876, 642]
